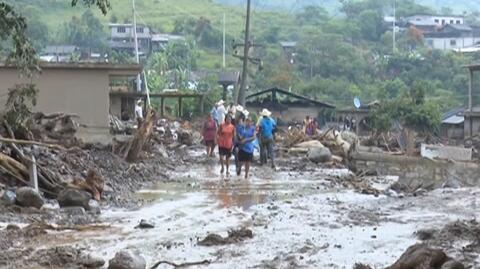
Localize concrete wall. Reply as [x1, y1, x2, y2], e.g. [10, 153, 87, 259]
[350, 151, 480, 188]
[464, 116, 480, 137]
[0, 68, 110, 128]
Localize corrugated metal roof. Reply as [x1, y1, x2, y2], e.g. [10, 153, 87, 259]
[442, 115, 464, 125]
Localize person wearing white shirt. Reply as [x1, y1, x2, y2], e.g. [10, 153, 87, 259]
[217, 100, 226, 125]
[135, 100, 143, 127]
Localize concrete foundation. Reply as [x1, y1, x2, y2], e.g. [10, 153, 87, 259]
[350, 151, 480, 188]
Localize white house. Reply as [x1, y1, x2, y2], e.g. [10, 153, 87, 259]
[424, 24, 480, 51]
[108, 23, 152, 54]
[405, 14, 464, 27]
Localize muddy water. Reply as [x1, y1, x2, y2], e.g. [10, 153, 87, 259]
[49, 156, 480, 268]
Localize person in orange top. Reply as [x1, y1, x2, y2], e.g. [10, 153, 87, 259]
[217, 115, 236, 176]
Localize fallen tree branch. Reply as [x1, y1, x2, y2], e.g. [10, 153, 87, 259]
[0, 137, 65, 150]
[149, 259, 211, 269]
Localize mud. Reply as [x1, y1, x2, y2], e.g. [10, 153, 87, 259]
[2, 148, 480, 268]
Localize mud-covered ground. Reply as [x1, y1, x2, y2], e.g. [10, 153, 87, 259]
[1, 148, 480, 268]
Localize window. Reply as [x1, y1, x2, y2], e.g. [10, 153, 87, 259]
[427, 40, 433, 46]
[442, 19, 445, 24]
[456, 20, 461, 24]
[117, 27, 126, 33]
[136, 27, 144, 33]
[450, 39, 457, 46]
[450, 20, 454, 24]
[434, 19, 439, 23]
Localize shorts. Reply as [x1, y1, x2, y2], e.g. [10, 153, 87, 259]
[238, 150, 253, 162]
[218, 147, 232, 157]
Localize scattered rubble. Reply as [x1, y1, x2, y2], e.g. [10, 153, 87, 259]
[198, 228, 253, 246]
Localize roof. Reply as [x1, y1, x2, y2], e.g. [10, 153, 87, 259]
[246, 87, 335, 109]
[464, 62, 480, 71]
[442, 115, 464, 124]
[446, 24, 473, 32]
[44, 45, 78, 54]
[108, 40, 135, 49]
[218, 71, 240, 85]
[0, 62, 142, 72]
[404, 14, 464, 19]
[279, 41, 297, 48]
[442, 107, 465, 121]
[151, 34, 184, 42]
[108, 23, 148, 28]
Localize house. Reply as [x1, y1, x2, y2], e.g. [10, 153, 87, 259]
[0, 62, 141, 143]
[246, 87, 335, 125]
[464, 63, 480, 138]
[40, 45, 80, 62]
[279, 41, 297, 64]
[108, 23, 152, 54]
[424, 24, 480, 51]
[441, 107, 465, 139]
[151, 34, 184, 51]
[404, 14, 464, 27]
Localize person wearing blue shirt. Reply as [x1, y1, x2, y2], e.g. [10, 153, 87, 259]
[237, 117, 256, 179]
[258, 109, 276, 168]
[210, 104, 219, 127]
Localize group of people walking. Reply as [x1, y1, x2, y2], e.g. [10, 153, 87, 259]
[203, 100, 276, 179]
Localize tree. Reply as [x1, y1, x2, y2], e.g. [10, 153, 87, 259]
[0, 0, 110, 73]
[59, 10, 106, 49]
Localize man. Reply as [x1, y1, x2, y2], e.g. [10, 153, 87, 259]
[227, 102, 236, 118]
[258, 108, 276, 169]
[217, 100, 226, 125]
[211, 103, 219, 126]
[237, 117, 256, 179]
[135, 100, 144, 127]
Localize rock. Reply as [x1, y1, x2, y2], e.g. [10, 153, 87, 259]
[16, 187, 44, 209]
[60, 206, 86, 215]
[295, 140, 324, 149]
[386, 244, 448, 269]
[88, 199, 101, 214]
[108, 250, 146, 269]
[2, 190, 16, 205]
[6, 224, 21, 231]
[57, 188, 92, 210]
[441, 260, 465, 269]
[80, 253, 105, 268]
[308, 147, 332, 163]
[341, 131, 358, 145]
[415, 229, 436, 241]
[135, 219, 155, 229]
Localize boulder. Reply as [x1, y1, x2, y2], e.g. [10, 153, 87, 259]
[386, 244, 450, 269]
[308, 147, 332, 163]
[441, 260, 465, 269]
[57, 188, 92, 210]
[295, 140, 325, 149]
[2, 190, 16, 205]
[135, 219, 155, 229]
[16, 187, 44, 209]
[108, 250, 146, 269]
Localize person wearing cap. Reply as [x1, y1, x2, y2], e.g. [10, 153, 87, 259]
[135, 100, 144, 127]
[217, 115, 236, 176]
[258, 108, 276, 168]
[237, 117, 256, 179]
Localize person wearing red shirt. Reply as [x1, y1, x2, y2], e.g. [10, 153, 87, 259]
[217, 115, 236, 176]
[202, 114, 217, 157]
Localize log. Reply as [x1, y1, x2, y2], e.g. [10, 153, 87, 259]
[0, 137, 65, 150]
[125, 109, 156, 162]
[149, 259, 211, 269]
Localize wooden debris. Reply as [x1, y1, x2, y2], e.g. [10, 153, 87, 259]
[149, 259, 211, 269]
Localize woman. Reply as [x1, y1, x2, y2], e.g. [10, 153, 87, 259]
[217, 115, 235, 176]
[238, 117, 256, 179]
[203, 114, 217, 157]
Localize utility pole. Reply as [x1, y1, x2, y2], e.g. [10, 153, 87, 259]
[223, 13, 226, 69]
[133, 0, 141, 92]
[237, 0, 251, 106]
[393, 0, 396, 53]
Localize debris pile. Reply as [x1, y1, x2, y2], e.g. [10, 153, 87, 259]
[198, 228, 253, 246]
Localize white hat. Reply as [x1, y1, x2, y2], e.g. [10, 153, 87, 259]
[243, 110, 250, 117]
[260, 108, 272, 117]
[236, 105, 244, 112]
[137, 99, 143, 104]
[217, 100, 225, 105]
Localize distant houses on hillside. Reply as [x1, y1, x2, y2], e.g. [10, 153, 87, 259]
[391, 14, 480, 52]
[108, 23, 184, 56]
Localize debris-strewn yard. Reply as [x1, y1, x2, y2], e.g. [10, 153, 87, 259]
[0, 118, 479, 268]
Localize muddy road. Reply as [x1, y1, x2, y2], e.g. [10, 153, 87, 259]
[1, 149, 480, 268]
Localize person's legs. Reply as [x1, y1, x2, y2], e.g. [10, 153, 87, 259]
[267, 138, 275, 168]
[219, 149, 225, 174]
[244, 161, 250, 179]
[225, 152, 231, 176]
[260, 138, 267, 165]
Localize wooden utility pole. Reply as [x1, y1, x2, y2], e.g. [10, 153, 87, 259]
[237, 0, 251, 106]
